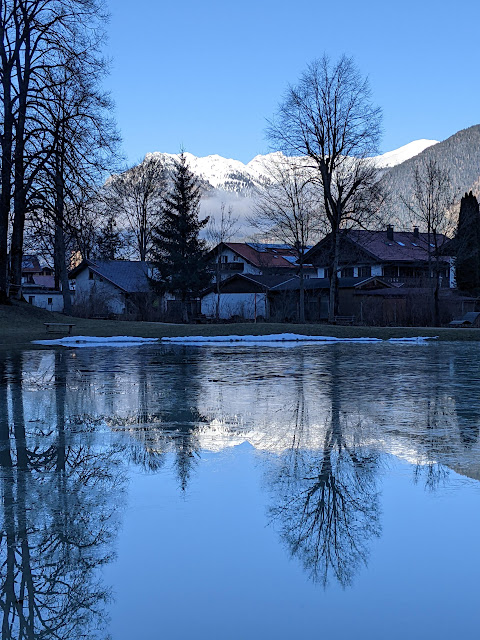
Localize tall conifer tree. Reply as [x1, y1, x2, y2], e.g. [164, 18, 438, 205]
[151, 152, 210, 321]
[455, 191, 480, 292]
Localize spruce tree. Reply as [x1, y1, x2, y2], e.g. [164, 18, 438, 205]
[151, 152, 210, 321]
[455, 191, 480, 292]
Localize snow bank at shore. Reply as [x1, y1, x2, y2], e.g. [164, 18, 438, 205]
[32, 336, 159, 347]
[32, 333, 438, 348]
[161, 334, 438, 345]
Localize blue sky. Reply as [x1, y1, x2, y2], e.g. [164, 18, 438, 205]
[107, 0, 480, 164]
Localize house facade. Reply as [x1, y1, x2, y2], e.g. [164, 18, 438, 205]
[208, 243, 316, 281]
[304, 227, 455, 288]
[69, 260, 153, 318]
[201, 274, 297, 320]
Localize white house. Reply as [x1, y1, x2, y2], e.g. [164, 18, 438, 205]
[201, 274, 298, 320]
[69, 260, 152, 317]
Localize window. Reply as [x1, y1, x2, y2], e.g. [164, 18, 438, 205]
[341, 267, 354, 278]
[233, 255, 238, 261]
[222, 256, 228, 263]
[89, 270, 94, 280]
[47, 297, 53, 305]
[358, 266, 372, 278]
[28, 296, 35, 304]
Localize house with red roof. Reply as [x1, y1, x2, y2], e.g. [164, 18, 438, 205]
[207, 242, 316, 280]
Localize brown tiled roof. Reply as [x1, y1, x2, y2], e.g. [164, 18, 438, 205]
[224, 243, 299, 268]
[306, 230, 452, 264]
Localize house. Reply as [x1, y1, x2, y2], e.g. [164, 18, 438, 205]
[22, 287, 65, 312]
[200, 273, 391, 322]
[21, 255, 54, 283]
[69, 259, 153, 318]
[19, 255, 67, 311]
[353, 287, 476, 326]
[268, 276, 392, 322]
[201, 274, 298, 320]
[304, 226, 455, 288]
[207, 243, 316, 280]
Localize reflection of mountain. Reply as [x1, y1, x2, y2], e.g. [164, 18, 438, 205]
[9, 343, 480, 594]
[0, 353, 126, 640]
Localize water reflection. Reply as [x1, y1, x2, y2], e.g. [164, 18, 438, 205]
[1, 342, 480, 637]
[0, 353, 126, 640]
[266, 352, 381, 587]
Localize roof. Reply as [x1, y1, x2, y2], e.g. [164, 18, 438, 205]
[217, 243, 303, 269]
[32, 275, 55, 288]
[21, 255, 42, 272]
[273, 276, 391, 291]
[305, 229, 452, 264]
[201, 273, 298, 295]
[69, 260, 151, 293]
[355, 287, 473, 299]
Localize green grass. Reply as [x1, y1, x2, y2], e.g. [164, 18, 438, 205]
[1, 300, 480, 348]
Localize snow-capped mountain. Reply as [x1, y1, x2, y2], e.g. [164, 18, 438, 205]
[146, 140, 439, 199]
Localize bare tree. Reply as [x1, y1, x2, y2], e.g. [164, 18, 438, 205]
[401, 157, 456, 325]
[205, 202, 239, 321]
[250, 154, 320, 322]
[267, 55, 384, 322]
[1, 0, 114, 302]
[107, 155, 166, 261]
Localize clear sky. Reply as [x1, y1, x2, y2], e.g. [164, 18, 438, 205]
[107, 0, 480, 165]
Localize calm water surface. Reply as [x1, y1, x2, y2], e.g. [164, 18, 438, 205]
[0, 342, 479, 639]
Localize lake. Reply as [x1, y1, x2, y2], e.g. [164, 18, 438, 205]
[0, 342, 479, 639]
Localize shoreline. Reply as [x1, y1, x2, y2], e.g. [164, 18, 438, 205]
[1, 302, 480, 348]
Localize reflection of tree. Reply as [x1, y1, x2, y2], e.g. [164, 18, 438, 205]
[267, 350, 380, 587]
[0, 352, 126, 639]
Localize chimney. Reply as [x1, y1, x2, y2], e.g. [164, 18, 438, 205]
[386, 225, 394, 241]
[413, 226, 419, 239]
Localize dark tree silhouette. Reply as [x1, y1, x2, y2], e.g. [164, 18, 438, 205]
[150, 152, 210, 322]
[455, 191, 480, 293]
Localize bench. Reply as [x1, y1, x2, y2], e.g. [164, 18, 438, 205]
[44, 322, 76, 335]
[334, 315, 355, 325]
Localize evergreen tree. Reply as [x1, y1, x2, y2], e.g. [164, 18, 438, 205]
[151, 152, 210, 321]
[455, 191, 480, 292]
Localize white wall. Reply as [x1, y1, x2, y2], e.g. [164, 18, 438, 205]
[24, 292, 65, 312]
[74, 268, 125, 315]
[217, 247, 261, 277]
[201, 292, 266, 320]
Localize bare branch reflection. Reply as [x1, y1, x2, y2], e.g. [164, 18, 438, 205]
[0, 353, 126, 640]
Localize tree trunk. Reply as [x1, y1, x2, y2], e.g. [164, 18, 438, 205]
[54, 154, 72, 315]
[182, 292, 189, 323]
[0, 72, 13, 303]
[299, 262, 305, 323]
[328, 226, 340, 323]
[215, 259, 221, 321]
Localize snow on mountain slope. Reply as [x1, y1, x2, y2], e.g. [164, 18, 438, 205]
[372, 140, 438, 168]
[148, 140, 438, 196]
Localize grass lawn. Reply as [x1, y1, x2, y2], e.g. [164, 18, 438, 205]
[1, 301, 479, 348]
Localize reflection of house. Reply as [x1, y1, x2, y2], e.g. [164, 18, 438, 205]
[200, 274, 391, 321]
[208, 243, 316, 280]
[304, 227, 455, 288]
[69, 260, 152, 318]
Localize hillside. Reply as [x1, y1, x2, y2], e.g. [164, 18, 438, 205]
[380, 124, 480, 222]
